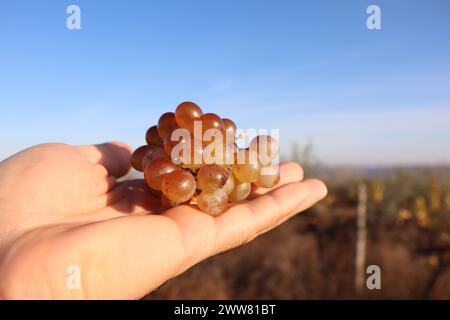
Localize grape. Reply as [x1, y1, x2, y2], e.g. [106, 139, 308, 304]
[157, 112, 178, 139]
[255, 169, 280, 188]
[197, 164, 229, 192]
[144, 158, 179, 190]
[141, 146, 168, 169]
[161, 193, 193, 209]
[161, 170, 196, 203]
[175, 101, 203, 133]
[146, 125, 164, 147]
[130, 145, 153, 172]
[232, 150, 261, 183]
[229, 179, 251, 202]
[197, 189, 229, 216]
[222, 172, 235, 195]
[249, 135, 279, 163]
[222, 118, 236, 136]
[201, 113, 225, 134]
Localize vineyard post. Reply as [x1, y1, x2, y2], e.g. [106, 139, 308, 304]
[355, 183, 368, 293]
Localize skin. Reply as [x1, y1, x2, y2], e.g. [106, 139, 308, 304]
[0, 142, 327, 299]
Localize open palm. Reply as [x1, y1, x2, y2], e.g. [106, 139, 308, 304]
[0, 142, 327, 299]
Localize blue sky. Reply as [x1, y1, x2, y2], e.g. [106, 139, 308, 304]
[1, 0, 450, 165]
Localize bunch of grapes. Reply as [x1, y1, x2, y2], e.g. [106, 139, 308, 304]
[130, 101, 280, 216]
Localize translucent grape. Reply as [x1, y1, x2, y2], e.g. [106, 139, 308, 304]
[157, 112, 178, 139]
[146, 125, 164, 147]
[229, 179, 251, 202]
[201, 113, 225, 134]
[222, 172, 235, 195]
[197, 189, 229, 216]
[144, 158, 179, 190]
[232, 150, 261, 183]
[175, 101, 203, 133]
[130, 145, 153, 172]
[249, 135, 279, 163]
[197, 164, 229, 192]
[161, 170, 196, 203]
[141, 146, 168, 169]
[255, 169, 280, 188]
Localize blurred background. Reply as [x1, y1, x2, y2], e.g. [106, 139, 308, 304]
[1, 0, 450, 298]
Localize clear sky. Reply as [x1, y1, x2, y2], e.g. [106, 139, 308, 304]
[1, 0, 450, 166]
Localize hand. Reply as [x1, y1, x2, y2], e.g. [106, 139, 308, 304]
[0, 142, 327, 299]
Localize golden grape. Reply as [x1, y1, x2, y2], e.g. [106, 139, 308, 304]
[144, 158, 179, 190]
[175, 101, 203, 133]
[232, 150, 260, 183]
[197, 164, 229, 192]
[197, 189, 229, 216]
[229, 179, 251, 202]
[161, 169, 196, 203]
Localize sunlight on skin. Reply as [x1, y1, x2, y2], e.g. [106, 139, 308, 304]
[0, 142, 327, 299]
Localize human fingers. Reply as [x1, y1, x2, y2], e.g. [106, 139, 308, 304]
[76, 142, 132, 178]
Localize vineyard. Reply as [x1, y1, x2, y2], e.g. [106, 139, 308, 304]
[147, 162, 450, 299]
